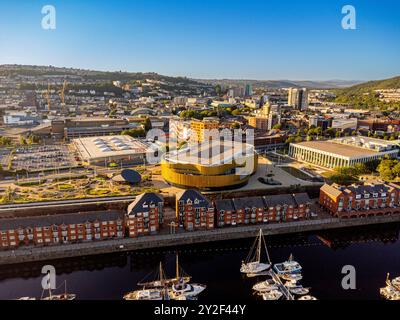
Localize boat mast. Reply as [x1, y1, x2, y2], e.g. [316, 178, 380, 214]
[261, 230, 271, 264]
[257, 229, 262, 263]
[176, 252, 180, 279]
[48, 278, 52, 300]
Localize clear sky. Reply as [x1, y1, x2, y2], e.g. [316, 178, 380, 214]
[0, 0, 399, 81]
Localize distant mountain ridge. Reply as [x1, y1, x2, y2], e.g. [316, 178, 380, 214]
[194, 78, 364, 89]
[0, 64, 201, 85]
[335, 76, 400, 95]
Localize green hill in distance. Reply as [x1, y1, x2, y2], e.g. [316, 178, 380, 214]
[333, 76, 400, 110]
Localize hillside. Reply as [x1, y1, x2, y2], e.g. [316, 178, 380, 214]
[197, 78, 362, 89]
[0, 64, 201, 85]
[333, 76, 400, 109]
[335, 76, 400, 95]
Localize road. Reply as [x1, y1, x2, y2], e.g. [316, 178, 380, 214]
[0, 195, 136, 210]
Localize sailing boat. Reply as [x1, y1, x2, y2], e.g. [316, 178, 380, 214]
[41, 280, 76, 300]
[124, 254, 206, 301]
[168, 253, 206, 300]
[241, 229, 271, 275]
[124, 262, 170, 301]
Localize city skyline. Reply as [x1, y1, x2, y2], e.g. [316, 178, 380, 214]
[0, 0, 399, 81]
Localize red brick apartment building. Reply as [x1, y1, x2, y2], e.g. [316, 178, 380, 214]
[215, 193, 312, 227]
[320, 182, 400, 218]
[176, 190, 214, 231]
[126, 193, 164, 238]
[0, 211, 124, 250]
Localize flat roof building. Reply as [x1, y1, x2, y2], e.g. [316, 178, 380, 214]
[289, 137, 399, 168]
[73, 135, 153, 165]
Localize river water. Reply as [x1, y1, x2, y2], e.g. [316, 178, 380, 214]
[0, 223, 399, 300]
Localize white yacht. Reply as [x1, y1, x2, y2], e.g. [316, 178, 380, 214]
[124, 262, 170, 301]
[16, 297, 36, 300]
[241, 229, 271, 275]
[380, 273, 400, 300]
[273, 254, 302, 275]
[170, 278, 206, 299]
[125, 254, 206, 301]
[262, 289, 283, 301]
[298, 295, 318, 301]
[279, 273, 303, 282]
[289, 286, 310, 296]
[124, 288, 166, 301]
[253, 279, 279, 292]
[41, 281, 76, 301]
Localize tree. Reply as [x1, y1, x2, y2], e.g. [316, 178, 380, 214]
[272, 123, 282, 130]
[231, 109, 240, 116]
[141, 117, 152, 132]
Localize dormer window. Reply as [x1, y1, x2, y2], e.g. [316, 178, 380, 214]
[194, 198, 200, 205]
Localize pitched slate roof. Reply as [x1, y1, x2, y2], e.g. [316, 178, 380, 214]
[176, 189, 211, 208]
[263, 194, 297, 207]
[232, 197, 265, 210]
[215, 199, 235, 212]
[127, 193, 163, 216]
[0, 211, 123, 231]
[293, 193, 311, 205]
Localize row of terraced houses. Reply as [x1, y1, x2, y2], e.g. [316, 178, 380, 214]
[1, 181, 400, 250]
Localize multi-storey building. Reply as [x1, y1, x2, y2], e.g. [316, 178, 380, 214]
[0, 211, 124, 250]
[232, 197, 266, 225]
[320, 182, 400, 218]
[288, 88, 308, 111]
[176, 190, 214, 231]
[215, 193, 312, 227]
[190, 117, 219, 143]
[126, 193, 164, 238]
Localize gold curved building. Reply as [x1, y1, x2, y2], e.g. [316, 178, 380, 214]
[161, 141, 258, 190]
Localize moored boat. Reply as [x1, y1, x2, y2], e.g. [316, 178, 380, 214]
[41, 281, 76, 301]
[262, 289, 283, 301]
[273, 254, 302, 275]
[241, 229, 271, 275]
[289, 286, 310, 296]
[253, 279, 279, 292]
[298, 295, 318, 300]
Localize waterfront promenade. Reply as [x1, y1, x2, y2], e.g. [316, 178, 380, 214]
[1, 214, 400, 266]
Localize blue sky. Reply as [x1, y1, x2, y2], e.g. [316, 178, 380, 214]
[0, 0, 399, 80]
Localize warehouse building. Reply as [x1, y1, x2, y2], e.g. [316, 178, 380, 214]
[73, 135, 154, 166]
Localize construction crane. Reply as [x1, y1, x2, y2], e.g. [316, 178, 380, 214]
[42, 83, 51, 111]
[59, 80, 68, 113]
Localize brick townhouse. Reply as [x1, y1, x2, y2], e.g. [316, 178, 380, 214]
[126, 192, 164, 238]
[320, 182, 400, 218]
[0, 211, 124, 250]
[176, 190, 214, 231]
[215, 193, 312, 227]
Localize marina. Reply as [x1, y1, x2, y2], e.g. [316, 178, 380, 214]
[1, 223, 400, 300]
